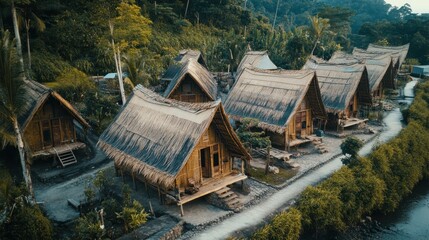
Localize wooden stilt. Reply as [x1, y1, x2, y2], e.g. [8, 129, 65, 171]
[241, 158, 244, 174]
[177, 190, 184, 216]
[120, 169, 124, 183]
[180, 204, 184, 216]
[157, 186, 161, 204]
[149, 201, 155, 217]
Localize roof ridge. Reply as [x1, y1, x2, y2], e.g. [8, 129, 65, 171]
[135, 85, 219, 113]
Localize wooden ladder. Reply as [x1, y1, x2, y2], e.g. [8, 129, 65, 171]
[54, 146, 77, 167]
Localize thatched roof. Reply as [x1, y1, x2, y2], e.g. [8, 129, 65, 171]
[303, 58, 372, 113]
[97, 85, 249, 189]
[163, 59, 217, 100]
[329, 51, 395, 91]
[161, 49, 207, 82]
[366, 43, 409, 67]
[236, 51, 277, 76]
[224, 68, 326, 133]
[21, 80, 89, 130]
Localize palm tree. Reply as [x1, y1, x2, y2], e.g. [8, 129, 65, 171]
[19, 4, 46, 71]
[0, 30, 32, 194]
[122, 52, 148, 87]
[10, 1, 24, 74]
[309, 16, 330, 56]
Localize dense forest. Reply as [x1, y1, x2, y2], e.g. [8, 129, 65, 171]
[0, 0, 427, 177]
[1, 0, 428, 85]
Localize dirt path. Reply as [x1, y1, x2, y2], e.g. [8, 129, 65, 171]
[34, 159, 113, 222]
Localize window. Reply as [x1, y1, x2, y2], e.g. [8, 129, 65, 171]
[213, 153, 219, 167]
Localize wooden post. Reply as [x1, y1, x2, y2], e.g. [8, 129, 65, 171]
[241, 158, 244, 174]
[179, 204, 184, 217]
[265, 146, 271, 175]
[120, 169, 124, 183]
[149, 201, 155, 217]
[157, 186, 161, 204]
[177, 188, 184, 216]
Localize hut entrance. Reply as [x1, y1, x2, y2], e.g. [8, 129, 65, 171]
[41, 118, 63, 149]
[41, 120, 53, 148]
[200, 145, 221, 179]
[200, 147, 211, 178]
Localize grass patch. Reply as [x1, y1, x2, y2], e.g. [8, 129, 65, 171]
[249, 166, 298, 186]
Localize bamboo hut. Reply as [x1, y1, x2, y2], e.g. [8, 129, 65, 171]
[224, 68, 326, 150]
[0, 80, 90, 165]
[236, 51, 277, 76]
[329, 51, 395, 98]
[163, 58, 217, 102]
[160, 49, 207, 83]
[97, 85, 250, 212]
[303, 58, 372, 131]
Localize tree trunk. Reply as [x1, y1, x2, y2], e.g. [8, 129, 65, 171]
[26, 20, 31, 71]
[12, 117, 33, 195]
[272, 0, 280, 30]
[184, 0, 190, 19]
[11, 2, 25, 74]
[109, 22, 126, 105]
[311, 38, 319, 56]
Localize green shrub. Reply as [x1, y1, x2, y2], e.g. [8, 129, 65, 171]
[116, 200, 149, 233]
[4, 205, 53, 240]
[340, 136, 363, 166]
[298, 186, 345, 236]
[75, 211, 104, 240]
[252, 208, 302, 240]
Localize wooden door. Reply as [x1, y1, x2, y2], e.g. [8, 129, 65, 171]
[51, 119, 61, 146]
[200, 147, 211, 178]
[212, 145, 220, 177]
[41, 120, 52, 148]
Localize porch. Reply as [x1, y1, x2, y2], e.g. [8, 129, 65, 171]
[31, 142, 86, 158]
[340, 118, 368, 128]
[177, 173, 247, 206]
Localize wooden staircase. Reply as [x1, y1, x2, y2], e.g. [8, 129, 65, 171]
[54, 147, 77, 167]
[213, 187, 243, 211]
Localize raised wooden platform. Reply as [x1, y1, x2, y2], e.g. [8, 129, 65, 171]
[341, 118, 368, 128]
[31, 142, 86, 158]
[289, 138, 311, 147]
[177, 173, 247, 206]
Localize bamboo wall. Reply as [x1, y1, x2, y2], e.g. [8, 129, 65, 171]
[175, 123, 232, 190]
[268, 96, 313, 149]
[169, 76, 210, 103]
[24, 97, 77, 152]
